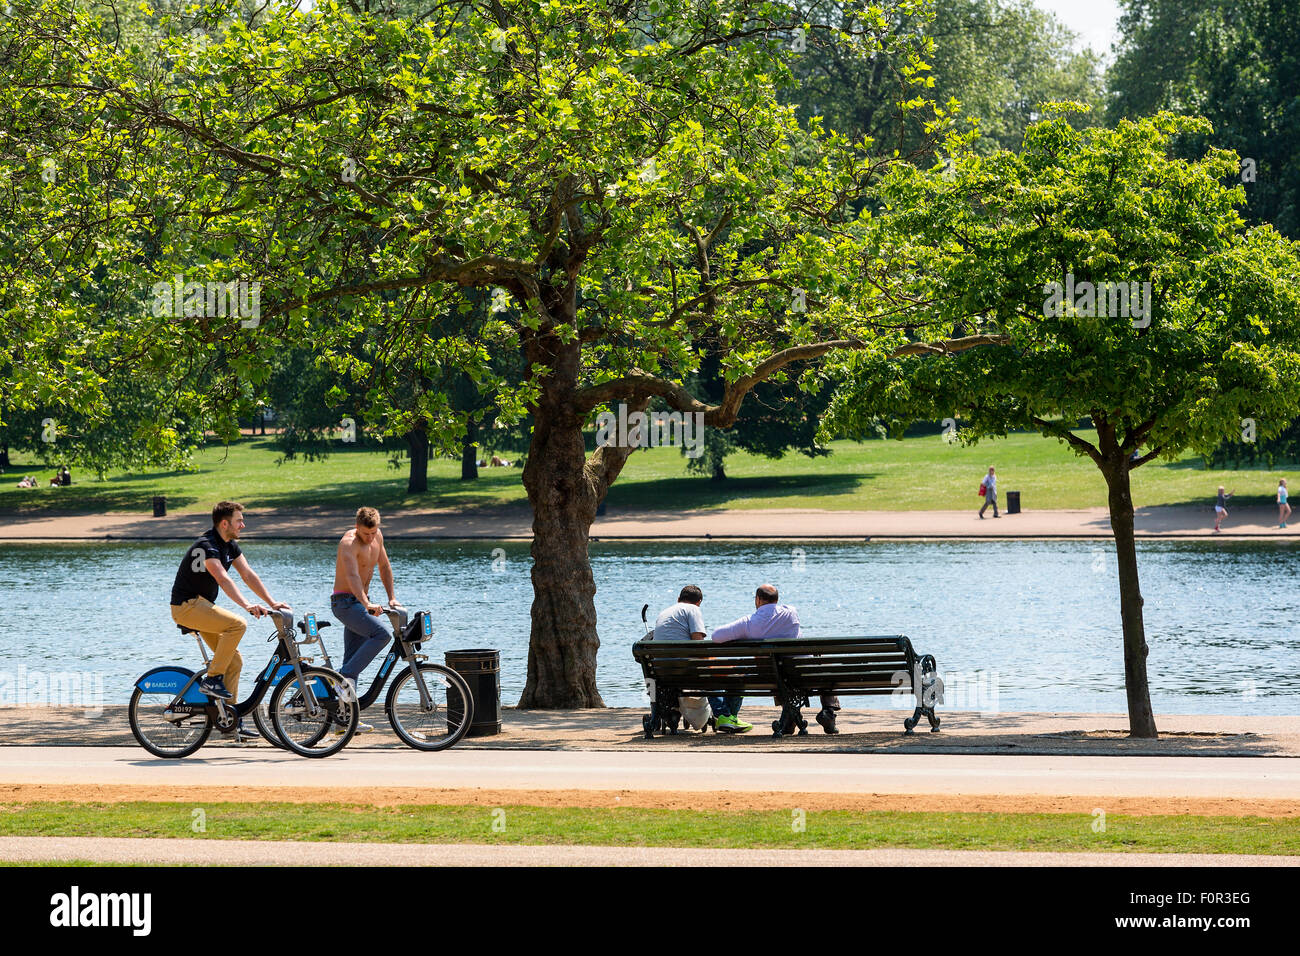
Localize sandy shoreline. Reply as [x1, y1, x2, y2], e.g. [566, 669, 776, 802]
[2, 504, 1299, 540]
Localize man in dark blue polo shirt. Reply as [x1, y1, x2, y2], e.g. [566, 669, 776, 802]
[170, 501, 289, 738]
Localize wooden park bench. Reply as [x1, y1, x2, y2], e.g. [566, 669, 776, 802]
[631, 635, 944, 737]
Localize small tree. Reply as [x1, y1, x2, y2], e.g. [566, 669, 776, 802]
[826, 109, 1300, 737]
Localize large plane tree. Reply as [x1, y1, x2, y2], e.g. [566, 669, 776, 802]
[4, 0, 1006, 705]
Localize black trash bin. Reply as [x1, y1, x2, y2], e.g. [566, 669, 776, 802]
[1006, 490, 1020, 515]
[152, 496, 167, 517]
[445, 649, 501, 736]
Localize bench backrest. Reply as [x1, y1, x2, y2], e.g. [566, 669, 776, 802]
[632, 636, 920, 696]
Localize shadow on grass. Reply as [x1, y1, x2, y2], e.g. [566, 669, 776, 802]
[240, 474, 528, 512]
[0, 490, 206, 516]
[605, 472, 872, 510]
[0, 472, 527, 517]
[1, 464, 877, 518]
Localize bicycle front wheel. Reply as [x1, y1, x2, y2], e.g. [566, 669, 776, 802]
[269, 667, 358, 758]
[385, 663, 474, 751]
[128, 686, 212, 759]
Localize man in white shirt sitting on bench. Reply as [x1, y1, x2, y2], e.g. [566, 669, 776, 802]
[651, 585, 744, 733]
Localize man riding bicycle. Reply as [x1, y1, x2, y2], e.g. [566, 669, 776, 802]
[330, 506, 400, 734]
[169, 500, 290, 741]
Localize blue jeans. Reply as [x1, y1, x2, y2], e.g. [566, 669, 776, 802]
[709, 696, 743, 718]
[330, 594, 393, 683]
[709, 695, 837, 718]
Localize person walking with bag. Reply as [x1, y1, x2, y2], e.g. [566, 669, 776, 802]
[978, 466, 999, 519]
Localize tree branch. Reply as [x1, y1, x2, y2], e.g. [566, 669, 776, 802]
[1121, 417, 1158, 454]
[1031, 416, 1104, 467]
[573, 334, 1010, 423]
[1129, 444, 1164, 469]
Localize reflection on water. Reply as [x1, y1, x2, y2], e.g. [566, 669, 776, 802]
[1, 538, 1297, 714]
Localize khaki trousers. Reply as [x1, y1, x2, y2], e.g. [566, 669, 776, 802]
[170, 597, 245, 700]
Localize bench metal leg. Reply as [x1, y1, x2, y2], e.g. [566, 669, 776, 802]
[772, 697, 809, 737]
[904, 707, 921, 733]
[904, 704, 941, 733]
[643, 697, 685, 738]
[644, 700, 668, 738]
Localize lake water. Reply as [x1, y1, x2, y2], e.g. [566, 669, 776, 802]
[1, 539, 1298, 714]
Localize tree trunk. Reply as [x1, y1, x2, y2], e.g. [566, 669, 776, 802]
[516, 303, 649, 709]
[0, 445, 8, 469]
[711, 460, 726, 481]
[517, 372, 604, 708]
[405, 424, 429, 494]
[461, 417, 478, 481]
[1103, 458, 1158, 738]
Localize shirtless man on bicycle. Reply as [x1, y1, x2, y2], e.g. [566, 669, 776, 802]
[330, 506, 401, 733]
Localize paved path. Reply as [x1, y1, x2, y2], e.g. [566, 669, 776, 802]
[2, 505, 1293, 540]
[1, 835, 1292, 866]
[8, 707, 1293, 756]
[4, 747, 1299, 799]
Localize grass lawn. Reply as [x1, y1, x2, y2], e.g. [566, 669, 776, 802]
[1, 430, 1292, 516]
[0, 802, 1295, 855]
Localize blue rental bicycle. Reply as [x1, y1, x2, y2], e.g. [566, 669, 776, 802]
[128, 608, 358, 759]
[270, 606, 474, 751]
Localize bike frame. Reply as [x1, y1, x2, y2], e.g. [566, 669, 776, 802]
[353, 608, 438, 711]
[157, 609, 333, 728]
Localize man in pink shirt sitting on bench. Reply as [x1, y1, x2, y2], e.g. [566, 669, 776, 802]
[711, 584, 843, 734]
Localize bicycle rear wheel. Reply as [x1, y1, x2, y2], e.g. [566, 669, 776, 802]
[385, 663, 474, 751]
[128, 686, 212, 759]
[251, 694, 285, 750]
[269, 667, 358, 758]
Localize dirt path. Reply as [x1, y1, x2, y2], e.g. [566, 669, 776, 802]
[3, 782, 1296, 817]
[2, 835, 1294, 866]
[2, 505, 1295, 540]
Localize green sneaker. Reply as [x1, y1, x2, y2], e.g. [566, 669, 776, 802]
[731, 715, 753, 733]
[715, 715, 740, 733]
